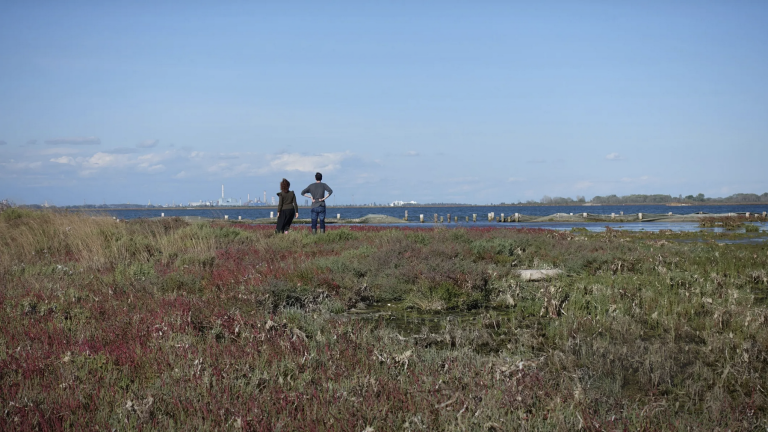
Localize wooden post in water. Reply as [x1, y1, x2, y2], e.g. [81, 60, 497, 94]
[611, 213, 615, 220]
[620, 211, 624, 216]
[447, 213, 451, 223]
[434, 214, 438, 223]
[161, 213, 164, 217]
[763, 212, 766, 218]
[515, 213, 519, 222]
[455, 216, 458, 223]
[238, 216, 242, 221]
[270, 211, 274, 218]
[440, 216, 444, 223]
[638, 213, 643, 221]
[420, 214, 424, 223]
[465, 216, 468, 222]
[746, 212, 750, 218]
[224, 215, 229, 220]
[500, 213, 505, 223]
[668, 212, 672, 216]
[583, 213, 587, 218]
[473, 214, 477, 222]
[337, 214, 341, 219]
[404, 210, 408, 221]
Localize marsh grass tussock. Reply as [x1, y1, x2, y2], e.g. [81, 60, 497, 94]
[1, 209, 767, 430]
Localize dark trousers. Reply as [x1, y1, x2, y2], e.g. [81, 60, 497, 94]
[310, 206, 326, 230]
[275, 210, 295, 233]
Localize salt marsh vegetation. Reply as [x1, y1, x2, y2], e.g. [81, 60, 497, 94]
[1, 209, 767, 430]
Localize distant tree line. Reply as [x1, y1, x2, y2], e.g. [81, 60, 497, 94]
[537, 195, 587, 205]
[589, 192, 768, 205]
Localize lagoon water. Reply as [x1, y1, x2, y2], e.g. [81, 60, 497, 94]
[86, 204, 768, 233]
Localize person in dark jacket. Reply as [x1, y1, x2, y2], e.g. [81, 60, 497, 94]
[301, 172, 333, 234]
[276, 178, 298, 233]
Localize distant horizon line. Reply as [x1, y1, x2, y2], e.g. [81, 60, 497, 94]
[4, 192, 768, 208]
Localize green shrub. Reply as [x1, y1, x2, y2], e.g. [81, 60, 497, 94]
[213, 226, 244, 240]
[112, 235, 158, 262]
[159, 272, 204, 295]
[470, 238, 525, 257]
[0, 207, 38, 222]
[409, 232, 430, 246]
[315, 228, 358, 243]
[176, 254, 216, 270]
[114, 262, 156, 283]
[259, 279, 315, 310]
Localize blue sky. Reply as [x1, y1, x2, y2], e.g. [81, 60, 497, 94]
[1, 1, 766, 205]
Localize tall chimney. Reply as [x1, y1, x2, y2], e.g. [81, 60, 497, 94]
[221, 185, 224, 199]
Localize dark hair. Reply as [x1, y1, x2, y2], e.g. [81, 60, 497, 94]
[280, 178, 290, 193]
[315, 172, 322, 181]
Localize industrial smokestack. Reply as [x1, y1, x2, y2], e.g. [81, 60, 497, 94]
[221, 185, 224, 199]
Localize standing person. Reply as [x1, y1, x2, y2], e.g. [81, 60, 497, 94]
[275, 178, 298, 233]
[301, 172, 333, 234]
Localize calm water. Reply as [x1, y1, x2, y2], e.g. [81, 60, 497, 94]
[85, 204, 768, 233]
[87, 204, 768, 221]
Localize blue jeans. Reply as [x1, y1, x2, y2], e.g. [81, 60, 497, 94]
[310, 206, 326, 230]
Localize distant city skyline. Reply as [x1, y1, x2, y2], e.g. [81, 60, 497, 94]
[2, 2, 767, 205]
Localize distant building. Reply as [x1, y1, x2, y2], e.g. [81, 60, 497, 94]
[390, 200, 417, 206]
[188, 200, 215, 207]
[217, 197, 241, 206]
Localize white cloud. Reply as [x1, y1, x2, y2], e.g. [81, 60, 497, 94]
[267, 152, 350, 173]
[207, 162, 230, 174]
[605, 153, 623, 161]
[45, 137, 101, 145]
[404, 151, 419, 157]
[50, 156, 76, 165]
[137, 139, 159, 148]
[174, 171, 189, 179]
[207, 162, 251, 177]
[85, 152, 130, 168]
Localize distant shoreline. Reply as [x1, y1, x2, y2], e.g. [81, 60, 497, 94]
[61, 202, 768, 211]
